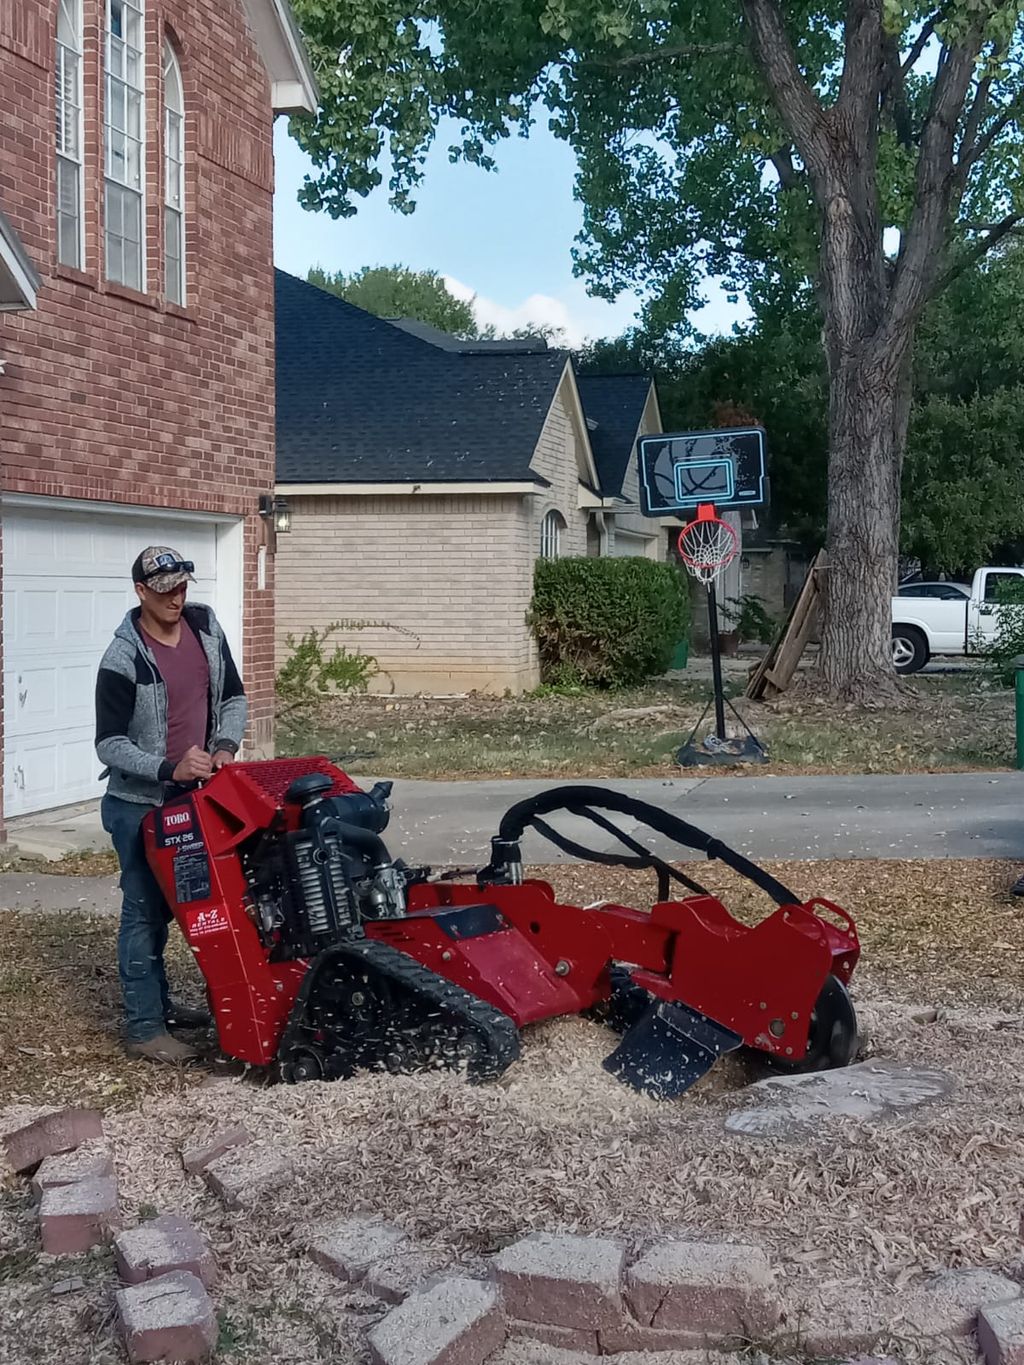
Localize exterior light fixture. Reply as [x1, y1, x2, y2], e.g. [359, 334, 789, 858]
[259, 493, 291, 534]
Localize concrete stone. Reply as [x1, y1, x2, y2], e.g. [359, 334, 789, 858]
[202, 1144, 293, 1209]
[1, 1106, 103, 1174]
[626, 1239, 778, 1335]
[598, 1319, 705, 1353]
[365, 1248, 450, 1303]
[31, 1141, 114, 1196]
[39, 1175, 121, 1254]
[492, 1232, 624, 1330]
[115, 1214, 217, 1289]
[979, 1299, 1024, 1365]
[309, 1215, 410, 1283]
[367, 1275, 504, 1365]
[793, 1292, 890, 1358]
[725, 1061, 954, 1138]
[508, 1319, 600, 1352]
[116, 1270, 217, 1364]
[900, 1268, 1022, 1338]
[181, 1126, 250, 1176]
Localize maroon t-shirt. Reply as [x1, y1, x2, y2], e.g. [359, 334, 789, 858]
[142, 623, 210, 765]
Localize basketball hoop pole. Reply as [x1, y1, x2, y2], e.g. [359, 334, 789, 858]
[706, 577, 728, 740]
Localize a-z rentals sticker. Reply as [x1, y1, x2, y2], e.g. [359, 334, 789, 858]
[158, 799, 213, 905]
[189, 904, 230, 938]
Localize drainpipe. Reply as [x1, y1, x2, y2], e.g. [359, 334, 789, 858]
[593, 509, 610, 556]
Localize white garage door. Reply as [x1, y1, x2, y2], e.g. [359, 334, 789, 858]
[611, 529, 656, 558]
[3, 502, 240, 817]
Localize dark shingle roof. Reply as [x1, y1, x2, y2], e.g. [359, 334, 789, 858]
[576, 374, 654, 498]
[275, 271, 569, 484]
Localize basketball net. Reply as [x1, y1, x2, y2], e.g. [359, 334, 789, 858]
[677, 503, 739, 586]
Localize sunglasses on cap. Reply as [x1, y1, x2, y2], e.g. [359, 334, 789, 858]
[141, 556, 195, 581]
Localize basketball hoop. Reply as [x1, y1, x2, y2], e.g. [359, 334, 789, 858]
[677, 504, 738, 585]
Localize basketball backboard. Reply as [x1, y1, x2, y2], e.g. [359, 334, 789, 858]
[637, 427, 768, 517]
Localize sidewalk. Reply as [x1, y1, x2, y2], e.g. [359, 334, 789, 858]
[3, 769, 1021, 881]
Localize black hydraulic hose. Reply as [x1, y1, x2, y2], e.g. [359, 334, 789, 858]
[497, 785, 800, 906]
[532, 816, 674, 901]
[568, 807, 711, 897]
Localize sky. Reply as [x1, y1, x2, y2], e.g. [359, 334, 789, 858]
[271, 117, 748, 349]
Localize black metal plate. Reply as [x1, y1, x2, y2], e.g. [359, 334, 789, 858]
[432, 904, 506, 941]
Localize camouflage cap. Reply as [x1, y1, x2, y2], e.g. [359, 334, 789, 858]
[131, 546, 196, 594]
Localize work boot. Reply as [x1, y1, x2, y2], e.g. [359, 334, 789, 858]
[1011, 876, 1024, 897]
[165, 999, 212, 1029]
[126, 1034, 199, 1064]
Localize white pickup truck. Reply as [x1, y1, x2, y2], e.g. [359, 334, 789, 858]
[891, 566, 1024, 673]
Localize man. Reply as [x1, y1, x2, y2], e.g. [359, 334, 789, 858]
[95, 546, 248, 1063]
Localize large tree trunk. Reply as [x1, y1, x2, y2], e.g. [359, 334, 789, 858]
[820, 336, 913, 700]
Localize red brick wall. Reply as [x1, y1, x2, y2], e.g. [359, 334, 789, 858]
[0, 0, 279, 820]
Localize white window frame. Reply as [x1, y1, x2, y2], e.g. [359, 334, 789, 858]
[540, 510, 565, 560]
[104, 0, 146, 291]
[56, 0, 84, 269]
[163, 40, 184, 305]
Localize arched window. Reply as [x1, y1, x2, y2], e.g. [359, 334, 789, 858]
[163, 41, 185, 304]
[540, 510, 565, 560]
[104, 0, 146, 290]
[56, 0, 84, 268]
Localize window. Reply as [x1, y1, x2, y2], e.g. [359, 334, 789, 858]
[984, 572, 1024, 603]
[163, 41, 184, 304]
[56, 0, 84, 268]
[105, 0, 146, 290]
[540, 510, 565, 560]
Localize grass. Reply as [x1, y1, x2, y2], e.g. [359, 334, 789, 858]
[276, 667, 1016, 781]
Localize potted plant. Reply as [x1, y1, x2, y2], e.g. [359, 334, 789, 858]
[718, 594, 778, 653]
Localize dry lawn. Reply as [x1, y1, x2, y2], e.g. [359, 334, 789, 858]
[277, 672, 1015, 781]
[1, 858, 1024, 1365]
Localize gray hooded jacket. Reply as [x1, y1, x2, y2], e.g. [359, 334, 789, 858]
[95, 604, 248, 805]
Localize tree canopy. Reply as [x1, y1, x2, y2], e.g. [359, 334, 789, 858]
[307, 264, 480, 337]
[287, 1, 1024, 334]
[580, 243, 1024, 575]
[287, 0, 1024, 697]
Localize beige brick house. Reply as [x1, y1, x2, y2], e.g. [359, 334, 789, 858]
[273, 271, 671, 694]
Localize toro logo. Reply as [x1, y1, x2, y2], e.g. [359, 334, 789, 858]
[165, 808, 192, 830]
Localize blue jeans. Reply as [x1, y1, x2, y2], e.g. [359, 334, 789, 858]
[101, 795, 172, 1043]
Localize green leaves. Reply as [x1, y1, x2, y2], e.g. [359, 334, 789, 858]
[307, 264, 480, 337]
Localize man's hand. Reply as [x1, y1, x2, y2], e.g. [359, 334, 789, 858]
[172, 745, 213, 784]
[212, 749, 234, 772]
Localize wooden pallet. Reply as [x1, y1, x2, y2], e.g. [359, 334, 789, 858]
[745, 549, 828, 700]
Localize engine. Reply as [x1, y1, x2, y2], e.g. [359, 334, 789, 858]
[240, 772, 409, 959]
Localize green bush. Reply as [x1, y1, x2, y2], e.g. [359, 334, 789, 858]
[276, 622, 379, 704]
[528, 557, 690, 688]
[980, 579, 1024, 685]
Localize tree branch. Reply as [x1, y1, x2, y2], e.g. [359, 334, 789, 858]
[740, 0, 829, 176]
[592, 42, 742, 71]
[901, 9, 945, 79]
[886, 30, 987, 327]
[770, 145, 803, 190]
[837, 0, 885, 126]
[936, 212, 1024, 293]
[952, 73, 992, 197]
[958, 100, 1021, 179]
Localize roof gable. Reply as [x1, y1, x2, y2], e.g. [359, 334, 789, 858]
[0, 210, 40, 311]
[576, 374, 656, 498]
[274, 271, 570, 485]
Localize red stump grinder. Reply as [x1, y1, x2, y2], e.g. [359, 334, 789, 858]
[143, 757, 861, 1098]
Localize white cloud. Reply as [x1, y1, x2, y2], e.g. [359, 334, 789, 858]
[443, 272, 748, 349]
[443, 274, 638, 348]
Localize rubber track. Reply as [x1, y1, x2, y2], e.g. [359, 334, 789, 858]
[285, 937, 521, 1083]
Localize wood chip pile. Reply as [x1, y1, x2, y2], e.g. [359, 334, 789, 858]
[1, 859, 1022, 1364]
